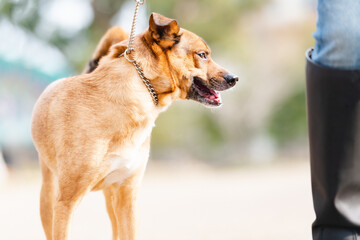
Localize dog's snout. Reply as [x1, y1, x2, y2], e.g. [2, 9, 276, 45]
[224, 74, 238, 86]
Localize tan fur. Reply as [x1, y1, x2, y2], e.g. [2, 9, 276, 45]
[31, 13, 235, 240]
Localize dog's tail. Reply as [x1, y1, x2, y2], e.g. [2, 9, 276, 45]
[83, 26, 128, 74]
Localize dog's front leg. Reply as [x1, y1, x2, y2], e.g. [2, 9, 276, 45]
[103, 185, 120, 240]
[113, 163, 146, 240]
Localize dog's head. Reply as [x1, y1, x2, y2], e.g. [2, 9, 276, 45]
[92, 13, 238, 107]
[138, 13, 238, 107]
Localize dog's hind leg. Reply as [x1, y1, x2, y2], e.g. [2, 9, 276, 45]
[103, 185, 120, 240]
[40, 160, 56, 240]
[52, 173, 92, 240]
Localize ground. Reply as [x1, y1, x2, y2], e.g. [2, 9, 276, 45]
[0, 160, 314, 240]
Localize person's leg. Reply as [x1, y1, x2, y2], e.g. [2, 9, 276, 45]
[306, 52, 360, 239]
[312, 0, 360, 69]
[307, 1, 360, 239]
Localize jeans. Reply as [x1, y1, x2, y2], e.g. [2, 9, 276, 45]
[312, 0, 360, 69]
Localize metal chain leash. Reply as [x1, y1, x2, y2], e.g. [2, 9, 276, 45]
[127, 0, 144, 51]
[121, 0, 159, 105]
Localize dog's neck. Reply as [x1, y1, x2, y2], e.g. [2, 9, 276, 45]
[134, 33, 182, 106]
[89, 33, 183, 110]
[89, 60, 169, 116]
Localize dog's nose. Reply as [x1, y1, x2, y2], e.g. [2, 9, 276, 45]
[224, 74, 238, 86]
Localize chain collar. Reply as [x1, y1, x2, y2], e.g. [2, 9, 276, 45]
[120, 0, 158, 105]
[120, 50, 158, 105]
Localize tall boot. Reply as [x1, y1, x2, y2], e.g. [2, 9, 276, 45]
[306, 48, 360, 239]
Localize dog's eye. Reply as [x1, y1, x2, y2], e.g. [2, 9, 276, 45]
[197, 52, 207, 60]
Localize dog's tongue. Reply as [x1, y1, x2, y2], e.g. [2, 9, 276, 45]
[194, 79, 221, 103]
[206, 89, 219, 98]
[206, 91, 221, 103]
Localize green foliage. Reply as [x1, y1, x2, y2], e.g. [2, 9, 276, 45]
[199, 111, 225, 145]
[268, 86, 307, 146]
[1, 0, 39, 31]
[0, 0, 268, 71]
[151, 103, 225, 159]
[148, 0, 267, 45]
[0, 0, 127, 71]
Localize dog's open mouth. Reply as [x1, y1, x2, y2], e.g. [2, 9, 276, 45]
[187, 77, 222, 106]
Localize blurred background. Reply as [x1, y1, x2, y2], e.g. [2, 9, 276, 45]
[0, 0, 317, 239]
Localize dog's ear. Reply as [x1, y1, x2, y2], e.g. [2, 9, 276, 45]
[109, 43, 128, 58]
[82, 26, 128, 74]
[83, 58, 100, 74]
[149, 12, 180, 49]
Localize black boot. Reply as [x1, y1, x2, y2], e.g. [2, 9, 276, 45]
[306, 48, 360, 240]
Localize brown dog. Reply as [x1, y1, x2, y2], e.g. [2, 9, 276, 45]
[31, 13, 238, 240]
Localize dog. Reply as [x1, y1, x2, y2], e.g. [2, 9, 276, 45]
[31, 13, 238, 240]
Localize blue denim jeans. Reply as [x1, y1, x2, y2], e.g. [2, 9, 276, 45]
[312, 0, 360, 69]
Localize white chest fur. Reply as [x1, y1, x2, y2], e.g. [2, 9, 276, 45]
[102, 122, 154, 187]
